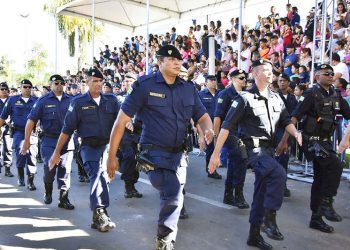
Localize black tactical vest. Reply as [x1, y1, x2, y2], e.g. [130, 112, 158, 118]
[303, 85, 341, 137]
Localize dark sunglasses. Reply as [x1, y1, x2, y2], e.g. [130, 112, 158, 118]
[22, 85, 32, 89]
[236, 76, 246, 80]
[319, 72, 334, 76]
[53, 81, 65, 86]
[0, 88, 8, 91]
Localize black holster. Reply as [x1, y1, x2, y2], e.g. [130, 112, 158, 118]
[135, 151, 156, 173]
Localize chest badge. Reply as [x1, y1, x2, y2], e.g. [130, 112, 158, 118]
[150, 92, 166, 98]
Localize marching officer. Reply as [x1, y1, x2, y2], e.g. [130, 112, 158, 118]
[107, 45, 213, 250]
[275, 73, 298, 197]
[198, 75, 222, 179]
[49, 69, 120, 232]
[282, 64, 350, 233]
[117, 72, 143, 198]
[209, 59, 301, 250]
[22, 74, 74, 209]
[214, 69, 249, 208]
[0, 79, 38, 190]
[0, 82, 14, 177]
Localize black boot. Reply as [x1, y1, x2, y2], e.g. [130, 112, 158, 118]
[223, 185, 235, 206]
[156, 237, 175, 250]
[309, 212, 334, 233]
[4, 167, 14, 177]
[261, 209, 284, 240]
[319, 197, 342, 222]
[179, 205, 189, 219]
[283, 186, 291, 198]
[207, 170, 222, 179]
[44, 183, 53, 204]
[58, 190, 75, 210]
[247, 224, 273, 250]
[234, 186, 250, 209]
[27, 174, 36, 191]
[91, 207, 116, 232]
[17, 168, 25, 186]
[124, 182, 143, 198]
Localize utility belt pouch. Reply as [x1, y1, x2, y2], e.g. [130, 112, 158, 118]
[135, 151, 156, 173]
[237, 139, 248, 159]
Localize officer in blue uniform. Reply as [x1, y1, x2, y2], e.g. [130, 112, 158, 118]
[198, 75, 222, 179]
[117, 72, 143, 198]
[22, 74, 74, 209]
[0, 82, 14, 177]
[286, 64, 350, 233]
[107, 45, 213, 250]
[0, 79, 38, 190]
[275, 73, 298, 197]
[209, 59, 301, 250]
[49, 69, 120, 232]
[214, 69, 249, 208]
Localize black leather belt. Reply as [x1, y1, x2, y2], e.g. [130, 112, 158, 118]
[82, 137, 109, 147]
[243, 139, 274, 148]
[14, 126, 24, 132]
[140, 144, 184, 153]
[43, 133, 60, 139]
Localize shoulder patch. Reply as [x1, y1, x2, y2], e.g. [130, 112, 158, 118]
[217, 98, 223, 104]
[127, 87, 133, 95]
[68, 105, 74, 112]
[299, 96, 304, 102]
[231, 100, 238, 108]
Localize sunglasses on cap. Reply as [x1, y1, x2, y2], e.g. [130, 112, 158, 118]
[22, 85, 32, 89]
[53, 81, 65, 86]
[319, 72, 334, 76]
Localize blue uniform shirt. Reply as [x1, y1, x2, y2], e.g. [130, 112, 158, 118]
[62, 92, 120, 140]
[122, 71, 207, 148]
[1, 95, 38, 129]
[0, 98, 9, 114]
[198, 88, 219, 120]
[28, 92, 72, 135]
[222, 85, 291, 140]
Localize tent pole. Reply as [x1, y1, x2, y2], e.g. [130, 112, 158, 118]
[92, 0, 95, 67]
[237, 0, 243, 69]
[146, 0, 150, 75]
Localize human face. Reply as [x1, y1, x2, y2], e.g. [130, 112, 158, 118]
[316, 70, 334, 87]
[346, 84, 350, 96]
[253, 64, 273, 87]
[21, 84, 32, 97]
[87, 77, 103, 97]
[159, 57, 182, 78]
[124, 77, 135, 90]
[50, 80, 65, 96]
[294, 86, 302, 97]
[233, 74, 247, 91]
[0, 87, 9, 98]
[278, 77, 290, 91]
[206, 79, 217, 90]
[102, 86, 112, 94]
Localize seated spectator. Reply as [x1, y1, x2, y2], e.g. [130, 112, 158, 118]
[333, 20, 346, 46]
[283, 45, 297, 76]
[332, 52, 350, 82]
[294, 84, 307, 101]
[335, 77, 348, 97]
[259, 38, 270, 59]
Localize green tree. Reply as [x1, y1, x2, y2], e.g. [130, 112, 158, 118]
[44, 0, 102, 69]
[26, 43, 49, 83]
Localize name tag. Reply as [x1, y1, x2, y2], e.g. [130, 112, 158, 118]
[82, 106, 96, 110]
[149, 92, 166, 98]
[15, 101, 23, 106]
[45, 104, 56, 108]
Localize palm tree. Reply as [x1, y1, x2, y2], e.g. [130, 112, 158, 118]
[44, 0, 102, 69]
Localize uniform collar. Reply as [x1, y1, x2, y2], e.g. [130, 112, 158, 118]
[86, 91, 108, 103]
[48, 91, 69, 99]
[155, 71, 182, 85]
[316, 83, 334, 96]
[249, 84, 274, 100]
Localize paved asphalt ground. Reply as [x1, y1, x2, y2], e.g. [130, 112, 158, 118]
[0, 152, 349, 250]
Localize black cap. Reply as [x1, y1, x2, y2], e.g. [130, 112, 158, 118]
[20, 79, 32, 86]
[113, 83, 121, 89]
[49, 74, 64, 82]
[70, 83, 78, 89]
[0, 82, 9, 89]
[316, 63, 333, 72]
[251, 59, 273, 68]
[103, 82, 112, 88]
[32, 86, 39, 91]
[279, 73, 290, 81]
[285, 44, 295, 49]
[156, 45, 182, 60]
[43, 86, 51, 91]
[230, 69, 247, 78]
[125, 72, 137, 80]
[87, 68, 104, 79]
[206, 75, 217, 81]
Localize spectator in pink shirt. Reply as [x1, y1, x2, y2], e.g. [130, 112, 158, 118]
[269, 34, 284, 56]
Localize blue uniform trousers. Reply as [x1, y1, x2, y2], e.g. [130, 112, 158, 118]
[205, 141, 214, 167]
[14, 131, 37, 175]
[41, 137, 73, 190]
[220, 146, 228, 167]
[119, 144, 139, 184]
[225, 146, 247, 188]
[80, 144, 110, 210]
[248, 148, 286, 226]
[148, 165, 186, 241]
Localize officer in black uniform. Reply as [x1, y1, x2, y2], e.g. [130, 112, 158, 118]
[284, 64, 350, 233]
[214, 69, 249, 208]
[0, 82, 14, 177]
[107, 45, 213, 250]
[49, 69, 120, 233]
[209, 59, 301, 250]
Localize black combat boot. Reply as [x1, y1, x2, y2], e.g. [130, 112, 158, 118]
[223, 185, 235, 205]
[234, 186, 250, 209]
[4, 167, 14, 177]
[261, 209, 284, 240]
[91, 207, 116, 232]
[44, 182, 53, 204]
[247, 224, 273, 250]
[58, 190, 75, 210]
[155, 237, 175, 250]
[179, 204, 189, 219]
[309, 212, 334, 233]
[17, 168, 25, 186]
[27, 174, 36, 191]
[319, 197, 342, 222]
[124, 182, 143, 198]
